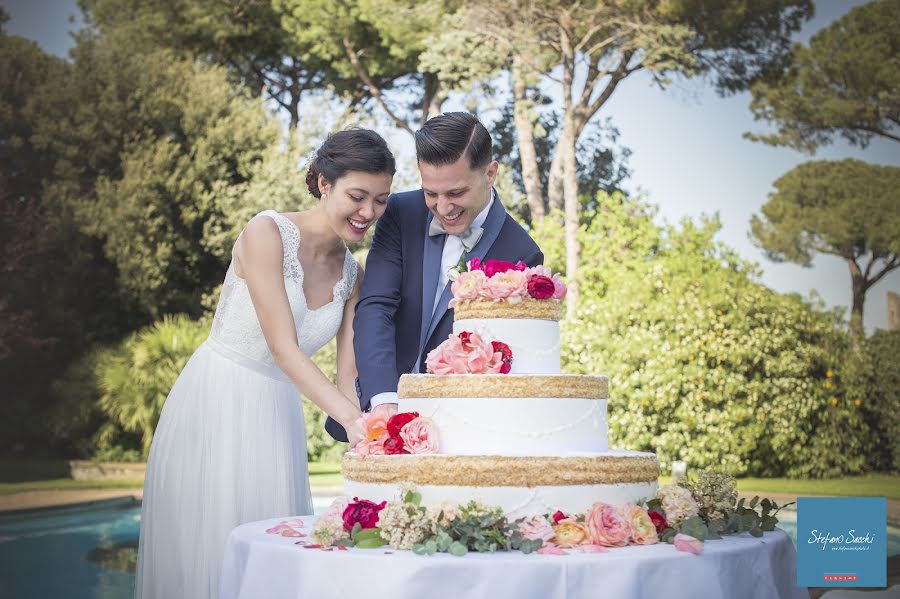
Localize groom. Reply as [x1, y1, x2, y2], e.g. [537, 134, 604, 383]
[325, 112, 543, 441]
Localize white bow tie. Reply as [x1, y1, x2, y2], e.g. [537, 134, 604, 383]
[428, 218, 484, 252]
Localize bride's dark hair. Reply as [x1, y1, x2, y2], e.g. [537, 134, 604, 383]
[305, 128, 396, 198]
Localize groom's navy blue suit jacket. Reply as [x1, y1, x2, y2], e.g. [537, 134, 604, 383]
[324, 189, 543, 441]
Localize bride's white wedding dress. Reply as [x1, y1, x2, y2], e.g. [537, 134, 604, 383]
[135, 210, 358, 599]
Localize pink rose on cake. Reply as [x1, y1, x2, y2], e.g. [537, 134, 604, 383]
[351, 404, 395, 456]
[399, 417, 439, 454]
[551, 274, 567, 300]
[425, 331, 507, 375]
[619, 503, 659, 545]
[481, 269, 528, 303]
[585, 502, 632, 547]
[448, 269, 487, 307]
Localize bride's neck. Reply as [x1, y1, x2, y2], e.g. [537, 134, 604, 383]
[298, 203, 344, 257]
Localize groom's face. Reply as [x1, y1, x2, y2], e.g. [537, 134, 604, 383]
[419, 156, 499, 235]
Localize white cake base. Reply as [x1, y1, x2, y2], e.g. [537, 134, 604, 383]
[344, 479, 658, 519]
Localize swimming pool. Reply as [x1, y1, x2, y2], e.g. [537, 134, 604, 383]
[0, 500, 896, 598]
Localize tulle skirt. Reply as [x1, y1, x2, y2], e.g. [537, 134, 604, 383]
[135, 338, 312, 599]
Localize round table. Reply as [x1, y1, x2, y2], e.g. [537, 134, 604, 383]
[220, 516, 808, 599]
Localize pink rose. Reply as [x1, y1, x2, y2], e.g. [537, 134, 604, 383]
[585, 502, 632, 547]
[524, 265, 553, 279]
[519, 515, 555, 542]
[350, 404, 395, 456]
[450, 270, 487, 306]
[399, 417, 439, 454]
[527, 274, 555, 299]
[480, 269, 527, 302]
[619, 503, 659, 545]
[342, 497, 387, 531]
[551, 274, 567, 300]
[673, 533, 704, 555]
[425, 332, 503, 375]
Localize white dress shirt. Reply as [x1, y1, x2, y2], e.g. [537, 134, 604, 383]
[370, 191, 495, 408]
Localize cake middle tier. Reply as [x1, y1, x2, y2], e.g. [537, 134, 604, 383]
[397, 374, 609, 455]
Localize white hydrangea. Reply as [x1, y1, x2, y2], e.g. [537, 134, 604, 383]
[377, 500, 435, 550]
[657, 484, 700, 526]
[312, 513, 345, 547]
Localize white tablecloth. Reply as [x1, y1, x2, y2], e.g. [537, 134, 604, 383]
[220, 516, 808, 599]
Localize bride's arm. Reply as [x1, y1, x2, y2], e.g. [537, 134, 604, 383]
[235, 216, 363, 445]
[335, 265, 362, 404]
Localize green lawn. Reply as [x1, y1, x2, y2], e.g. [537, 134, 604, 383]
[736, 474, 899, 500]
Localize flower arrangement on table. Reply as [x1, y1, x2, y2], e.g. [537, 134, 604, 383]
[349, 404, 439, 456]
[447, 259, 567, 306]
[266, 470, 791, 557]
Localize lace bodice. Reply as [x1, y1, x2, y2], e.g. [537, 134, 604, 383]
[209, 210, 358, 367]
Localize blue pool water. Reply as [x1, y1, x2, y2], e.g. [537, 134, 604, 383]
[0, 500, 896, 598]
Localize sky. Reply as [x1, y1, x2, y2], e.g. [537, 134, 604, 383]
[5, 0, 899, 332]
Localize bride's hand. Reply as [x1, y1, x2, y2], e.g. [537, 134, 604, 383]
[344, 415, 367, 448]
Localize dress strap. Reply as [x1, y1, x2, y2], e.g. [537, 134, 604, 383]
[256, 210, 302, 280]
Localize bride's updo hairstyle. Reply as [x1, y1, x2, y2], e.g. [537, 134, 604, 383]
[305, 128, 396, 198]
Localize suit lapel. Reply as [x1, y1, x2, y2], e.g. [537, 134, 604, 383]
[422, 193, 507, 350]
[419, 212, 444, 357]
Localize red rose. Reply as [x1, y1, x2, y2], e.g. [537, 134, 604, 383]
[491, 340, 513, 374]
[552, 510, 568, 524]
[383, 435, 407, 454]
[648, 510, 668, 534]
[342, 497, 387, 531]
[527, 274, 555, 299]
[468, 257, 483, 271]
[482, 259, 527, 277]
[458, 331, 472, 347]
[386, 412, 419, 437]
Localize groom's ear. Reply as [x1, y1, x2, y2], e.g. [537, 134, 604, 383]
[485, 160, 500, 186]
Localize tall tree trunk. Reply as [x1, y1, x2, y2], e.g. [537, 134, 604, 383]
[560, 14, 579, 317]
[511, 57, 545, 222]
[547, 150, 564, 211]
[423, 72, 445, 123]
[848, 259, 866, 349]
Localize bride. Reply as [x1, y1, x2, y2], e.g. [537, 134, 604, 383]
[135, 128, 395, 599]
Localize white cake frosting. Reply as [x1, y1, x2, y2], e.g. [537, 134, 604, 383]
[399, 396, 608, 455]
[453, 317, 560, 374]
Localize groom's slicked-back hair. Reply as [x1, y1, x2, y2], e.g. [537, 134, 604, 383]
[415, 112, 492, 169]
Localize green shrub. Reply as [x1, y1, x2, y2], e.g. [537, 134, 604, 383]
[96, 314, 208, 457]
[536, 193, 871, 477]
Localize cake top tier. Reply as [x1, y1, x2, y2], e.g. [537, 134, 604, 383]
[448, 259, 567, 320]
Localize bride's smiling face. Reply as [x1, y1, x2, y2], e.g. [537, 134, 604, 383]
[419, 155, 498, 235]
[319, 171, 392, 242]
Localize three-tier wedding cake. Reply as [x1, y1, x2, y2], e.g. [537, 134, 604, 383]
[343, 262, 659, 518]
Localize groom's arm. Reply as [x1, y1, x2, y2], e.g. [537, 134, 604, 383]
[353, 197, 404, 409]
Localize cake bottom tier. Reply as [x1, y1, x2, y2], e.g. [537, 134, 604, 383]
[342, 452, 659, 518]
